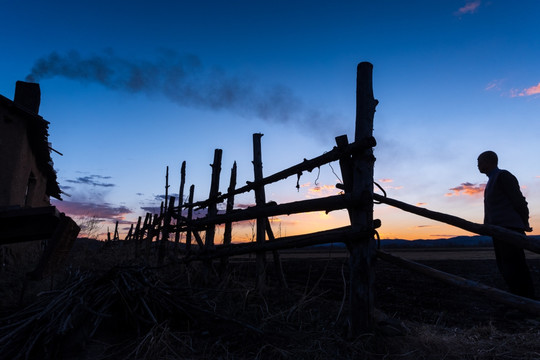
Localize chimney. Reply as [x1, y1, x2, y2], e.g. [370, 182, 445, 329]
[14, 81, 41, 114]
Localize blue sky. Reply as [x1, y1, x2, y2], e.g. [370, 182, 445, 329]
[2, 0, 539, 239]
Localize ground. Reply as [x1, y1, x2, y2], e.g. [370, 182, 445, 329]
[2, 242, 540, 359]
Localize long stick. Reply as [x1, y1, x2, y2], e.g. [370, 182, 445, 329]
[377, 250, 540, 315]
[373, 193, 540, 253]
[189, 136, 376, 210]
[186, 226, 366, 262]
[181, 193, 361, 228]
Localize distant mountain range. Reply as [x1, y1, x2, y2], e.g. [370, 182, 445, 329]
[379, 235, 540, 248]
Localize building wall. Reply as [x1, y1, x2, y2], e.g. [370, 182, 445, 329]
[0, 107, 50, 207]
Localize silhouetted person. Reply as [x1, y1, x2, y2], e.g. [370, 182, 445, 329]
[478, 150, 534, 298]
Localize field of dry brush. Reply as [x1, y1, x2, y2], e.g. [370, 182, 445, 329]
[2, 241, 540, 359]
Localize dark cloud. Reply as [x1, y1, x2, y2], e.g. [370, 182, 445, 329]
[66, 175, 115, 187]
[140, 206, 161, 214]
[26, 50, 343, 135]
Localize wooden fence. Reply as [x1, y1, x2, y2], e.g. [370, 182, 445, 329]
[107, 61, 540, 335]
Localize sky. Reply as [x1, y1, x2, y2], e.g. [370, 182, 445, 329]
[2, 0, 539, 240]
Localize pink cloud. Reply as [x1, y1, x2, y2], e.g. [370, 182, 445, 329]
[455, 1, 481, 15]
[445, 182, 485, 197]
[307, 184, 337, 198]
[378, 178, 393, 183]
[511, 82, 540, 97]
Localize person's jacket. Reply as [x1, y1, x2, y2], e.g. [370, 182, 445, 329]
[484, 169, 529, 230]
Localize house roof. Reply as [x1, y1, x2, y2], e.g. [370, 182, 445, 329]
[0, 94, 62, 200]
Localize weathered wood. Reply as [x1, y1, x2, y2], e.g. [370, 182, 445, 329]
[206, 149, 222, 248]
[189, 136, 376, 210]
[164, 166, 170, 212]
[373, 193, 540, 254]
[184, 193, 362, 230]
[377, 250, 540, 315]
[137, 213, 150, 258]
[266, 218, 288, 288]
[125, 224, 133, 241]
[192, 229, 205, 248]
[174, 161, 186, 249]
[186, 184, 195, 252]
[187, 226, 368, 262]
[348, 61, 377, 335]
[253, 133, 267, 291]
[221, 161, 237, 270]
[158, 196, 175, 265]
[113, 221, 119, 240]
[133, 216, 142, 257]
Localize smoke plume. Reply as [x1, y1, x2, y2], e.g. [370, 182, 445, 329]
[26, 50, 342, 133]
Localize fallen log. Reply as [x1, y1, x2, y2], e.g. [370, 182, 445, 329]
[376, 250, 540, 315]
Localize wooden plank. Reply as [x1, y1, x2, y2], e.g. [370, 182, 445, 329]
[187, 226, 367, 261]
[184, 193, 362, 228]
[373, 193, 540, 254]
[189, 136, 376, 210]
[377, 249, 540, 315]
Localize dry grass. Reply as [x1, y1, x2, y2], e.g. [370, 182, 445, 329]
[1, 240, 540, 359]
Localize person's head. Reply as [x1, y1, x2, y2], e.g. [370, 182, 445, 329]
[477, 150, 498, 174]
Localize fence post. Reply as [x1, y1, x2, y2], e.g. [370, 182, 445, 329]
[252, 133, 267, 292]
[186, 184, 195, 253]
[206, 149, 222, 249]
[348, 62, 378, 335]
[221, 161, 237, 271]
[175, 161, 186, 250]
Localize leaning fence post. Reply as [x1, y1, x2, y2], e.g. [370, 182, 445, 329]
[158, 196, 175, 265]
[133, 216, 142, 258]
[347, 61, 378, 335]
[266, 218, 288, 288]
[221, 161, 237, 271]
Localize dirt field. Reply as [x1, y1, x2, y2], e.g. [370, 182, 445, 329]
[2, 242, 540, 359]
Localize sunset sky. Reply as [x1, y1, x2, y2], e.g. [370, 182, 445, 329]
[2, 1, 539, 240]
